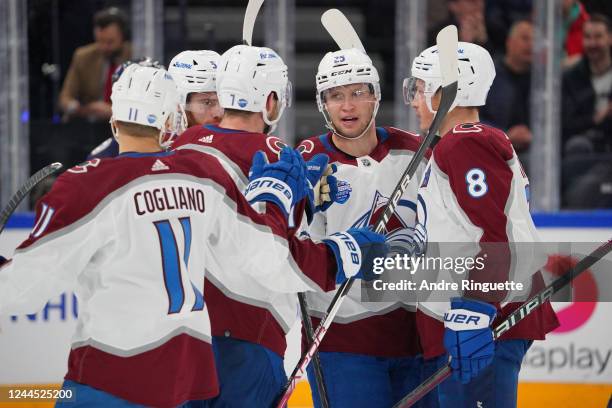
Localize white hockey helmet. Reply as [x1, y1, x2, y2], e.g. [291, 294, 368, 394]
[315, 48, 381, 112]
[168, 50, 220, 105]
[315, 48, 381, 139]
[406, 41, 495, 112]
[110, 63, 179, 147]
[216, 44, 291, 130]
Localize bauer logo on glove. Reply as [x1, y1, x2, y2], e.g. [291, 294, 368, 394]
[245, 147, 307, 218]
[245, 178, 293, 201]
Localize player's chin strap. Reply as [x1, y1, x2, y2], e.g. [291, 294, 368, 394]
[322, 100, 379, 141]
[262, 97, 286, 135]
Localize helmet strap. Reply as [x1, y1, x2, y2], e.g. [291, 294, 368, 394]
[262, 95, 284, 134]
[110, 118, 119, 142]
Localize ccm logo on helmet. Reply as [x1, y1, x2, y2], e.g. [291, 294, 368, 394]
[443, 312, 480, 325]
[331, 69, 352, 76]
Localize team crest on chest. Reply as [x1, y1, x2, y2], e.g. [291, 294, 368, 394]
[351, 190, 413, 236]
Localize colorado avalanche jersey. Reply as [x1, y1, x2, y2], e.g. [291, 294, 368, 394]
[172, 124, 335, 356]
[298, 127, 428, 357]
[416, 122, 559, 358]
[0, 149, 333, 406]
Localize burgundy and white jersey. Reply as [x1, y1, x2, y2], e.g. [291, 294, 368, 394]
[0, 149, 333, 406]
[172, 124, 335, 356]
[416, 122, 559, 358]
[298, 127, 429, 357]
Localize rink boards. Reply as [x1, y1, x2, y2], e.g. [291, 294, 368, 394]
[0, 212, 611, 407]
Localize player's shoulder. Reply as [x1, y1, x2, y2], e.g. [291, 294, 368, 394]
[296, 132, 332, 160]
[60, 151, 233, 198]
[41, 157, 120, 216]
[438, 122, 513, 160]
[172, 124, 214, 149]
[72, 43, 100, 64]
[380, 126, 422, 153]
[297, 131, 356, 164]
[174, 125, 285, 159]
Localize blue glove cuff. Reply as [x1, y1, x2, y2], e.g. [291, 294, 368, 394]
[444, 297, 497, 330]
[245, 177, 293, 217]
[322, 232, 362, 284]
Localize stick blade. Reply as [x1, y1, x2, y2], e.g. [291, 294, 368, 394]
[243, 0, 265, 46]
[321, 8, 366, 52]
[436, 25, 459, 87]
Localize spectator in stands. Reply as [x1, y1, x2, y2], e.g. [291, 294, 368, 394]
[481, 20, 534, 154]
[563, 0, 590, 67]
[429, 0, 493, 53]
[562, 13, 612, 155]
[59, 7, 131, 122]
[485, 0, 533, 54]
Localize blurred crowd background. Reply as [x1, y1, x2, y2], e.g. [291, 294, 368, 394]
[5, 0, 612, 210]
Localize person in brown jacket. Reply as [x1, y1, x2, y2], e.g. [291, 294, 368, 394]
[59, 7, 131, 122]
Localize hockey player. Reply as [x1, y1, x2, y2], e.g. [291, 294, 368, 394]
[87, 51, 222, 160]
[86, 57, 167, 160]
[405, 41, 559, 407]
[171, 42, 386, 406]
[296, 45, 430, 407]
[168, 50, 223, 133]
[0, 64, 385, 407]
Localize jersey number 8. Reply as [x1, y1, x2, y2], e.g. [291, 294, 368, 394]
[465, 168, 488, 198]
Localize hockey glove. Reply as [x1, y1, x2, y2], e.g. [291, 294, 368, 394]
[245, 147, 307, 217]
[0, 256, 7, 267]
[443, 297, 496, 384]
[386, 223, 427, 257]
[304, 154, 339, 222]
[323, 227, 388, 284]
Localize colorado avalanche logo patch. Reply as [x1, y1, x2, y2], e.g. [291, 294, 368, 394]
[336, 180, 352, 204]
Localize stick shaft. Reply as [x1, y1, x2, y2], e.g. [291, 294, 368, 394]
[297, 292, 330, 408]
[0, 162, 63, 235]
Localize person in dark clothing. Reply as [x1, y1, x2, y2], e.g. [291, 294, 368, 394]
[481, 20, 534, 153]
[562, 13, 612, 154]
[428, 0, 495, 53]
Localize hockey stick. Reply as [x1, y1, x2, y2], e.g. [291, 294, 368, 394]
[0, 162, 63, 235]
[294, 9, 366, 407]
[275, 25, 459, 408]
[297, 293, 330, 408]
[242, 0, 264, 46]
[393, 238, 612, 408]
[321, 8, 366, 52]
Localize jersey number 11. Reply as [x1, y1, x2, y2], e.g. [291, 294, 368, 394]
[154, 217, 205, 314]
